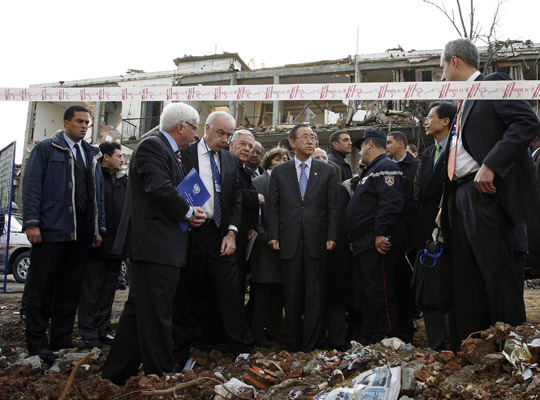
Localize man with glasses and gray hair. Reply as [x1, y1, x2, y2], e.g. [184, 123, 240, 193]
[439, 38, 540, 341]
[102, 102, 206, 385]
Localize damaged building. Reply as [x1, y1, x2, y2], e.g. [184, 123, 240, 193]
[22, 41, 540, 175]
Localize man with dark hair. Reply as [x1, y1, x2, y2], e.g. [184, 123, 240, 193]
[406, 144, 418, 158]
[386, 130, 420, 343]
[387, 131, 420, 183]
[439, 38, 540, 340]
[413, 101, 458, 351]
[77, 141, 127, 348]
[267, 123, 338, 352]
[328, 130, 353, 182]
[346, 129, 404, 344]
[22, 105, 105, 363]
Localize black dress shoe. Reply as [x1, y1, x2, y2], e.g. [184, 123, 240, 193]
[38, 349, 56, 364]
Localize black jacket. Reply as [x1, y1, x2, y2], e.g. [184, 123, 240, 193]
[442, 72, 540, 234]
[328, 149, 353, 182]
[128, 132, 191, 267]
[89, 167, 127, 258]
[346, 153, 404, 255]
[413, 142, 447, 249]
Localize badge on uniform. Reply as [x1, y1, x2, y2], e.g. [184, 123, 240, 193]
[384, 176, 395, 186]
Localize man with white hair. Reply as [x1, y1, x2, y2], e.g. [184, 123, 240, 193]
[229, 130, 260, 291]
[102, 102, 206, 385]
[175, 112, 253, 364]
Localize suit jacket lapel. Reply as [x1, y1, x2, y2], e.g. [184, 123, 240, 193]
[182, 142, 199, 174]
[304, 160, 320, 200]
[285, 161, 302, 202]
[460, 74, 485, 130]
[157, 132, 183, 178]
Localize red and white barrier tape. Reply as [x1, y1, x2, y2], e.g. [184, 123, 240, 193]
[2, 81, 540, 102]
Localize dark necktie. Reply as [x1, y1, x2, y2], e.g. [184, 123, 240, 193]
[433, 143, 442, 170]
[73, 143, 88, 213]
[209, 150, 221, 228]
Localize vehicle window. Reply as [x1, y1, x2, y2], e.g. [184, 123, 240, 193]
[10, 216, 23, 233]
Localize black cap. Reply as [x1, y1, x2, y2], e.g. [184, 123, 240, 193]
[353, 129, 387, 149]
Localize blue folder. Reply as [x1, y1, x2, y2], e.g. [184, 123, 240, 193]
[176, 168, 210, 231]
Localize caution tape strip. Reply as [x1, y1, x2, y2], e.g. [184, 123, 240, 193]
[2, 81, 540, 102]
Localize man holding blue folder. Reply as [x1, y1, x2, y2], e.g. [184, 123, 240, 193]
[176, 111, 254, 360]
[102, 102, 206, 385]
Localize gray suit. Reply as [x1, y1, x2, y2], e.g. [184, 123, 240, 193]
[267, 158, 338, 351]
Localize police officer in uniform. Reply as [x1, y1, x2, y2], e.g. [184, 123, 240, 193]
[345, 129, 404, 344]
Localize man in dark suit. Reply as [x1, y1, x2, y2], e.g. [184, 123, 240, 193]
[413, 101, 458, 351]
[267, 124, 338, 352]
[247, 141, 265, 177]
[78, 141, 127, 348]
[528, 135, 540, 278]
[229, 130, 260, 291]
[328, 130, 353, 182]
[177, 111, 253, 357]
[102, 103, 206, 385]
[440, 38, 540, 340]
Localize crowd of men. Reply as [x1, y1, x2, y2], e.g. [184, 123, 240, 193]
[21, 38, 540, 384]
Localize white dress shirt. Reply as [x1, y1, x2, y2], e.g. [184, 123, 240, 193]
[294, 156, 312, 182]
[454, 70, 482, 178]
[63, 132, 87, 166]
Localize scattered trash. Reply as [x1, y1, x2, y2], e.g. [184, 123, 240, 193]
[214, 377, 256, 400]
[314, 366, 401, 400]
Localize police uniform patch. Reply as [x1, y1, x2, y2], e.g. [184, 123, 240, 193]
[384, 176, 395, 186]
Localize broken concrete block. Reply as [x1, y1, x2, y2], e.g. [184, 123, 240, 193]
[20, 355, 41, 369]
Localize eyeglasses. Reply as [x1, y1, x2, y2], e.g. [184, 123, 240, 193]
[184, 121, 198, 130]
[294, 135, 316, 142]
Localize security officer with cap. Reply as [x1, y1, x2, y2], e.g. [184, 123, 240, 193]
[345, 129, 404, 344]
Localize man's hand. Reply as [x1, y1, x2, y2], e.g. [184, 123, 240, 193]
[189, 207, 206, 227]
[220, 231, 236, 256]
[258, 194, 265, 206]
[375, 236, 391, 255]
[247, 229, 257, 240]
[26, 226, 42, 244]
[326, 240, 337, 251]
[91, 233, 103, 248]
[268, 239, 280, 251]
[474, 164, 497, 194]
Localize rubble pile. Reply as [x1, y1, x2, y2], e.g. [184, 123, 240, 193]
[1, 290, 540, 399]
[0, 320, 539, 399]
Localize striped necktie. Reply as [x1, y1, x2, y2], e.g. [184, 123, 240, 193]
[447, 100, 463, 180]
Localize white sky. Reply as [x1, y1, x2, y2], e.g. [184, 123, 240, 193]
[1, 0, 539, 162]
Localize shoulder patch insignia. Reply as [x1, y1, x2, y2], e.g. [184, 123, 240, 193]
[384, 176, 395, 186]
